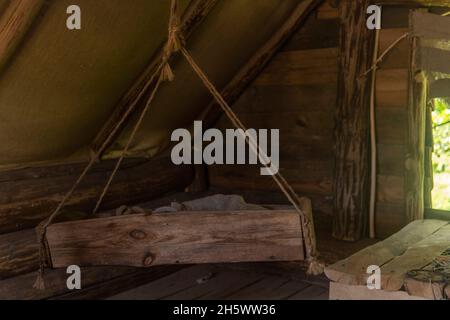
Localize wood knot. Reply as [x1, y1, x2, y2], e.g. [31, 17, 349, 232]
[129, 229, 147, 240]
[296, 117, 307, 128]
[143, 253, 155, 267]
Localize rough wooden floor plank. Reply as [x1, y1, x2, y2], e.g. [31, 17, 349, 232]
[268, 280, 311, 300]
[109, 264, 330, 300]
[286, 285, 328, 300]
[325, 220, 449, 285]
[223, 276, 291, 300]
[108, 265, 215, 300]
[163, 269, 265, 300]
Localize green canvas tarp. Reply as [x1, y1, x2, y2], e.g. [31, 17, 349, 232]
[0, 0, 300, 169]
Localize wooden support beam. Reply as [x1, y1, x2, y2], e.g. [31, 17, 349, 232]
[0, 229, 40, 279]
[332, 0, 374, 241]
[0, 212, 91, 280]
[0, 0, 46, 74]
[46, 210, 305, 268]
[200, 0, 322, 127]
[90, 0, 219, 153]
[405, 70, 427, 222]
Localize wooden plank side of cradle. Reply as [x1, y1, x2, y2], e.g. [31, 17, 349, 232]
[325, 220, 448, 285]
[329, 282, 427, 300]
[380, 223, 450, 291]
[46, 210, 305, 268]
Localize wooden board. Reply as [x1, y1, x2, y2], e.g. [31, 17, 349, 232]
[404, 258, 449, 300]
[0, 265, 181, 300]
[380, 224, 450, 291]
[0, 155, 194, 234]
[325, 220, 449, 286]
[108, 264, 329, 300]
[378, 28, 409, 70]
[46, 210, 305, 268]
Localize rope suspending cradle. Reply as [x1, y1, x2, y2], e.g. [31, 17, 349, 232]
[34, 0, 323, 289]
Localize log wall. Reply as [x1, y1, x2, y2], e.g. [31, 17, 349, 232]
[374, 8, 411, 237]
[208, 2, 339, 216]
[0, 155, 194, 299]
[208, 4, 416, 238]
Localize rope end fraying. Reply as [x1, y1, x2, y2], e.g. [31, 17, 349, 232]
[33, 270, 45, 291]
[306, 257, 325, 276]
[161, 63, 175, 82]
[34, 222, 48, 291]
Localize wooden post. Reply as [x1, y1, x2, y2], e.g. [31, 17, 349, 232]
[405, 67, 427, 222]
[332, 0, 374, 241]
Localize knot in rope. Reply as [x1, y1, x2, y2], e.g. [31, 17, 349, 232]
[161, 0, 184, 82]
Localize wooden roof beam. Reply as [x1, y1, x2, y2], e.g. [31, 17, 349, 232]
[0, 0, 46, 75]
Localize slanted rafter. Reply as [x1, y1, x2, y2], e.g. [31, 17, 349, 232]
[0, 0, 46, 74]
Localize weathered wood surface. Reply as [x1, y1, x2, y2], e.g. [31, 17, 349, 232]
[209, 48, 338, 215]
[405, 71, 427, 222]
[411, 11, 450, 39]
[373, 13, 410, 237]
[201, 0, 321, 127]
[0, 229, 39, 280]
[404, 259, 449, 300]
[283, 14, 339, 51]
[325, 220, 449, 290]
[0, 265, 181, 300]
[253, 48, 338, 86]
[375, 203, 406, 239]
[46, 210, 305, 268]
[0, 155, 194, 234]
[380, 224, 450, 291]
[206, 2, 339, 218]
[53, 266, 183, 300]
[378, 28, 409, 69]
[316, 1, 339, 20]
[0, 211, 90, 280]
[332, 0, 374, 241]
[0, 0, 46, 74]
[108, 264, 328, 300]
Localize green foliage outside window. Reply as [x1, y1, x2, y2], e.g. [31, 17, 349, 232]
[432, 98, 450, 210]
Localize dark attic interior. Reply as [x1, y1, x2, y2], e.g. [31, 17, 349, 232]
[0, 0, 450, 302]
